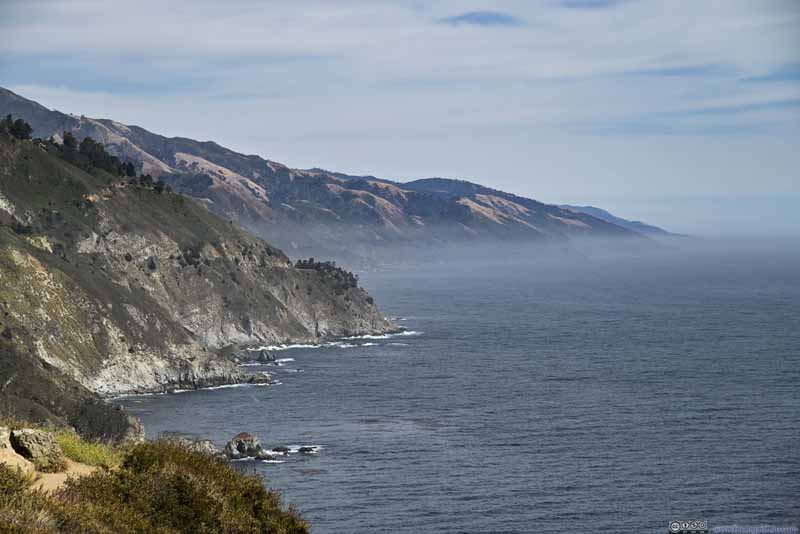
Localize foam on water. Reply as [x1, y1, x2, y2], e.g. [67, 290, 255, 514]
[249, 343, 321, 352]
[342, 330, 422, 340]
[171, 382, 275, 394]
[247, 338, 395, 353]
[327, 342, 358, 348]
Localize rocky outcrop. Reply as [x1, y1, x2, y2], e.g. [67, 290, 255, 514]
[10, 429, 66, 472]
[224, 432, 264, 460]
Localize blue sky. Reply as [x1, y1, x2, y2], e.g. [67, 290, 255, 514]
[1, 0, 799, 235]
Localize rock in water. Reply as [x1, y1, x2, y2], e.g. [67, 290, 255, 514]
[224, 432, 262, 459]
[255, 449, 276, 461]
[10, 429, 66, 472]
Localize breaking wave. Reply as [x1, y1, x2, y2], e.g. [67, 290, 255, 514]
[342, 330, 422, 341]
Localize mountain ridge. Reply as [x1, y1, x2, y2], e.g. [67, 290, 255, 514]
[0, 87, 659, 265]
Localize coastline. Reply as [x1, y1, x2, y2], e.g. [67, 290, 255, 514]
[100, 322, 405, 402]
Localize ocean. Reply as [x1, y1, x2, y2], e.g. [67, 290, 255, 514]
[118, 240, 800, 533]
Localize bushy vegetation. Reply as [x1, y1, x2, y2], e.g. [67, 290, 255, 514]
[0, 440, 309, 534]
[53, 430, 121, 469]
[294, 258, 359, 294]
[1, 115, 170, 193]
[0, 464, 55, 533]
[0, 114, 33, 140]
[129, 172, 171, 194]
[54, 131, 126, 177]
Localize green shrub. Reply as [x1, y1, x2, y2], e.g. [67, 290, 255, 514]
[54, 430, 122, 469]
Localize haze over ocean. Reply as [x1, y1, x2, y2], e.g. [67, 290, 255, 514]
[120, 240, 800, 533]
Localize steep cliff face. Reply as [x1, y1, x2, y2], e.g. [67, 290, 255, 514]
[0, 133, 392, 436]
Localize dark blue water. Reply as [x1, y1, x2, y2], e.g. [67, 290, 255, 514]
[119, 241, 800, 533]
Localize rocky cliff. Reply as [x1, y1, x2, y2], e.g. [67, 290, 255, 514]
[0, 130, 392, 439]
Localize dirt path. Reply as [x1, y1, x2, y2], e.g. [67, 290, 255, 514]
[1, 449, 96, 492]
[31, 459, 97, 492]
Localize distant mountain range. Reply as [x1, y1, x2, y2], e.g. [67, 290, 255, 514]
[559, 205, 671, 236]
[0, 87, 670, 264]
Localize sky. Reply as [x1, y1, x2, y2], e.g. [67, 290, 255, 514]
[1, 0, 799, 235]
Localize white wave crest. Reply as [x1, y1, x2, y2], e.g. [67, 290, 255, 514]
[287, 445, 322, 454]
[342, 330, 421, 340]
[248, 343, 321, 352]
[327, 342, 358, 348]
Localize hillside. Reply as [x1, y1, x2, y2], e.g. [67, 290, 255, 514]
[0, 125, 391, 440]
[0, 87, 647, 265]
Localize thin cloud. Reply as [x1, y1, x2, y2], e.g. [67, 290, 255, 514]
[744, 63, 800, 83]
[558, 0, 628, 9]
[671, 98, 800, 117]
[438, 11, 522, 27]
[622, 63, 736, 79]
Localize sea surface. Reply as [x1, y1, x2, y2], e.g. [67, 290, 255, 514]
[119, 240, 800, 533]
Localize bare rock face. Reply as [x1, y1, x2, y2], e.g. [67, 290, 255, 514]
[10, 429, 66, 472]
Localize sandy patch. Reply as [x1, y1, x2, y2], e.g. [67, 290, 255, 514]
[31, 459, 97, 492]
[1, 449, 96, 492]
